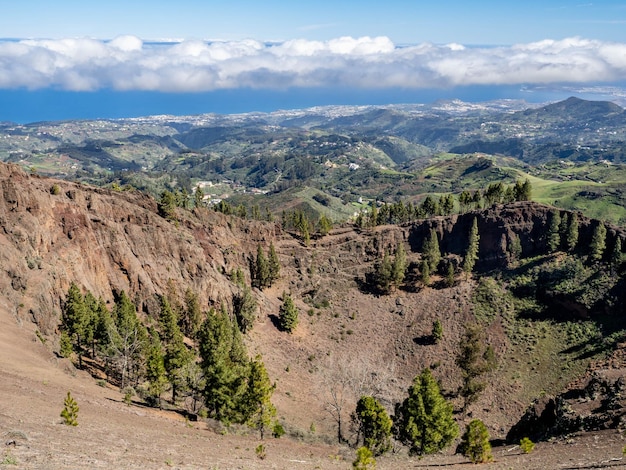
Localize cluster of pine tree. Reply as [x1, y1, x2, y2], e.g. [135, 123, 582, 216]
[371, 243, 407, 294]
[357, 179, 532, 228]
[351, 364, 496, 464]
[59, 283, 275, 435]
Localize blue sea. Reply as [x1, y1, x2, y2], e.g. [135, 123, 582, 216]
[0, 85, 622, 124]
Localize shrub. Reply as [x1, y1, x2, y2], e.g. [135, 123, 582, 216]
[255, 443, 266, 460]
[520, 437, 535, 454]
[50, 184, 61, 195]
[272, 422, 285, 438]
[352, 446, 376, 469]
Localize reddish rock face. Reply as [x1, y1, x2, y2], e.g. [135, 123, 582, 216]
[0, 163, 277, 333]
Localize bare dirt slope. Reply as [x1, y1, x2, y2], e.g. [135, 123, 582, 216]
[1, 312, 625, 470]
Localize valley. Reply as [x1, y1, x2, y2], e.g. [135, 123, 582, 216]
[1, 98, 626, 468]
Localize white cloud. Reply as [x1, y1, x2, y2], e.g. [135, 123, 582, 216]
[0, 35, 625, 92]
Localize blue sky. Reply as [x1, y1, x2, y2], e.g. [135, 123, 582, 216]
[4, 1, 626, 44]
[2, 1, 626, 122]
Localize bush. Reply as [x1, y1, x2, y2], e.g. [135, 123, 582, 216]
[272, 422, 285, 438]
[255, 443, 266, 460]
[353, 446, 376, 469]
[520, 437, 535, 454]
[50, 184, 61, 195]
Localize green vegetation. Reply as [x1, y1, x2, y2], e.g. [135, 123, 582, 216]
[432, 319, 443, 344]
[458, 419, 493, 464]
[394, 368, 459, 457]
[456, 325, 497, 411]
[58, 283, 276, 432]
[520, 437, 535, 454]
[352, 446, 376, 469]
[278, 292, 299, 333]
[422, 229, 441, 273]
[251, 243, 280, 290]
[462, 217, 480, 277]
[370, 243, 408, 294]
[60, 391, 79, 426]
[353, 396, 393, 456]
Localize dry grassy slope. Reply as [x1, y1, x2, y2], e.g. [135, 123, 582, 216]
[2, 162, 626, 468]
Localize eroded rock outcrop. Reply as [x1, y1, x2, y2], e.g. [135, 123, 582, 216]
[0, 163, 277, 334]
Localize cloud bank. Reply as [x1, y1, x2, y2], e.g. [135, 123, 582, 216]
[1, 36, 625, 92]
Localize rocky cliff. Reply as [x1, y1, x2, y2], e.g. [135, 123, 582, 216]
[0, 163, 279, 336]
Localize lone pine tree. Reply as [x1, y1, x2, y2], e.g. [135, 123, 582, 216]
[60, 391, 79, 426]
[394, 368, 458, 456]
[278, 292, 299, 333]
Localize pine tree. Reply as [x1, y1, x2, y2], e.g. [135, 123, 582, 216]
[507, 233, 522, 262]
[394, 368, 459, 456]
[459, 419, 493, 463]
[144, 330, 168, 408]
[566, 213, 579, 252]
[109, 291, 147, 389]
[445, 261, 455, 287]
[233, 286, 258, 334]
[158, 190, 177, 221]
[611, 237, 623, 273]
[92, 297, 113, 359]
[374, 250, 393, 294]
[193, 185, 204, 208]
[318, 214, 333, 236]
[182, 288, 202, 339]
[159, 296, 194, 403]
[391, 244, 407, 289]
[439, 194, 455, 216]
[278, 293, 299, 333]
[59, 330, 73, 358]
[267, 242, 280, 285]
[61, 282, 90, 368]
[547, 211, 561, 252]
[513, 179, 532, 201]
[353, 447, 376, 470]
[462, 217, 479, 277]
[458, 190, 472, 214]
[198, 309, 250, 422]
[456, 325, 497, 411]
[353, 396, 392, 456]
[590, 222, 607, 262]
[252, 244, 271, 289]
[432, 319, 443, 344]
[60, 391, 79, 426]
[423, 228, 441, 273]
[243, 356, 276, 439]
[421, 196, 438, 217]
